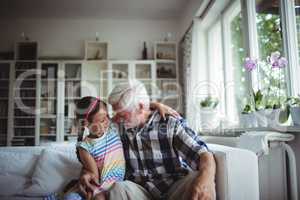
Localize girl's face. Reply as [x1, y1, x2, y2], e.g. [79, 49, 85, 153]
[88, 108, 110, 137]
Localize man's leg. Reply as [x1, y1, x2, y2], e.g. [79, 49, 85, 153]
[108, 181, 153, 200]
[166, 171, 200, 200]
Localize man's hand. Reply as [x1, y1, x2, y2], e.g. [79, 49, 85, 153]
[190, 152, 216, 200]
[190, 176, 216, 200]
[78, 172, 100, 197]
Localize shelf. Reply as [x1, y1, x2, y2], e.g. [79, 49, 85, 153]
[14, 116, 35, 119]
[14, 88, 36, 91]
[14, 97, 36, 100]
[15, 126, 35, 128]
[17, 78, 37, 81]
[156, 59, 176, 64]
[38, 56, 83, 61]
[41, 78, 57, 81]
[65, 79, 81, 81]
[13, 136, 35, 138]
[15, 60, 37, 62]
[40, 114, 56, 118]
[64, 134, 78, 136]
[41, 97, 57, 100]
[40, 134, 56, 137]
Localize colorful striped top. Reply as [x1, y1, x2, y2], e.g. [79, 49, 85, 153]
[76, 123, 125, 192]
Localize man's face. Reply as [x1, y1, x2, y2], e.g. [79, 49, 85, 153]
[112, 103, 140, 129]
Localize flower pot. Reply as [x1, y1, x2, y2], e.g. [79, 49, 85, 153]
[266, 109, 281, 127]
[290, 107, 300, 126]
[200, 109, 219, 129]
[240, 113, 257, 128]
[255, 110, 268, 127]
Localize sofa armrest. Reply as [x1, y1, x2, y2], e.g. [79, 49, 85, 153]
[208, 144, 259, 200]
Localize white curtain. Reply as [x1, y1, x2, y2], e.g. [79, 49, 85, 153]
[186, 19, 209, 132]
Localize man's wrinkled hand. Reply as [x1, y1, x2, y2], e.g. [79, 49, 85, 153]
[190, 178, 216, 200]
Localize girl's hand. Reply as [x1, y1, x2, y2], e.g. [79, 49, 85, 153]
[150, 101, 180, 120]
[78, 172, 100, 197]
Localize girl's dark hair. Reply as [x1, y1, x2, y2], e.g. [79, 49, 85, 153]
[75, 96, 108, 163]
[75, 96, 108, 142]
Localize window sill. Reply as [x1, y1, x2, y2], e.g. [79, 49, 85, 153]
[200, 125, 300, 137]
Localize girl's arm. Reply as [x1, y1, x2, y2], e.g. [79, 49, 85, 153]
[78, 148, 100, 197]
[78, 148, 100, 183]
[150, 101, 180, 120]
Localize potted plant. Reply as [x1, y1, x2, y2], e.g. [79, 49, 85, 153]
[240, 104, 257, 128]
[243, 52, 288, 127]
[252, 90, 269, 127]
[199, 96, 219, 129]
[287, 96, 300, 126]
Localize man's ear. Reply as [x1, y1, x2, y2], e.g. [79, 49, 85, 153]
[138, 103, 144, 113]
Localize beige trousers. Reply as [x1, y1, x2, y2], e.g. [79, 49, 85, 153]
[108, 171, 199, 200]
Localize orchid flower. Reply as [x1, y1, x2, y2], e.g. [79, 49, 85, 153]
[269, 51, 288, 68]
[244, 57, 257, 72]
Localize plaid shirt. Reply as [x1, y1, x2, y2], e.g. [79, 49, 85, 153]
[119, 111, 208, 199]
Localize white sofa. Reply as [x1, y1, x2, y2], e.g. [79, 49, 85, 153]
[0, 143, 259, 200]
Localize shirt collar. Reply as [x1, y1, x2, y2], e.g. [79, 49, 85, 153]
[126, 110, 159, 134]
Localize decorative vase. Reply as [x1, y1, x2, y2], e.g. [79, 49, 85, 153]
[200, 108, 219, 130]
[290, 107, 300, 126]
[267, 108, 281, 127]
[255, 110, 268, 127]
[240, 113, 257, 128]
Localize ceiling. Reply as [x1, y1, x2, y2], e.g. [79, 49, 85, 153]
[0, 0, 190, 20]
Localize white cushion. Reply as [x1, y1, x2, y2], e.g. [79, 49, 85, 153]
[23, 148, 81, 196]
[208, 144, 259, 200]
[0, 151, 39, 177]
[0, 173, 28, 196]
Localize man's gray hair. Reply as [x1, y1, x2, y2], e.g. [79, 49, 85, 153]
[108, 79, 150, 111]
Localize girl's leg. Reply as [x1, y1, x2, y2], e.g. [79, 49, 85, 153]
[64, 192, 83, 200]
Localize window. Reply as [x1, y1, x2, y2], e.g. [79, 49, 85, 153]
[256, 0, 287, 102]
[207, 21, 225, 116]
[190, 0, 300, 130]
[222, 1, 247, 124]
[295, 0, 300, 65]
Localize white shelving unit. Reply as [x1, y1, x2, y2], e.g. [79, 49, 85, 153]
[154, 41, 181, 113]
[0, 61, 12, 146]
[1, 40, 180, 146]
[36, 61, 59, 145]
[85, 41, 109, 61]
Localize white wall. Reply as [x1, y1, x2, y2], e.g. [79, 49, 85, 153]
[178, 0, 206, 40]
[0, 18, 178, 60]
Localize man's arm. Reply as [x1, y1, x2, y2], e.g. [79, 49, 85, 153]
[190, 152, 216, 200]
[172, 118, 216, 199]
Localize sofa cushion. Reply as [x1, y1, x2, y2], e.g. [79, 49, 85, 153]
[0, 151, 39, 177]
[0, 173, 28, 196]
[23, 148, 81, 196]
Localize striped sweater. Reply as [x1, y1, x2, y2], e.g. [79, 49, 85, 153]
[77, 123, 125, 192]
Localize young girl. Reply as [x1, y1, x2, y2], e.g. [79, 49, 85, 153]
[64, 96, 125, 200]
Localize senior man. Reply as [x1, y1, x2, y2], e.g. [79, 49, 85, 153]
[81, 80, 216, 200]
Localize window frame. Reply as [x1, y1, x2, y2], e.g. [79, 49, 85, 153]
[281, 0, 300, 96]
[204, 0, 300, 127]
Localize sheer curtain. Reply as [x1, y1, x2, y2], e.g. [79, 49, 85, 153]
[185, 19, 209, 132]
[179, 24, 192, 117]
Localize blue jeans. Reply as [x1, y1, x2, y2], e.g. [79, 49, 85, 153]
[64, 192, 83, 200]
